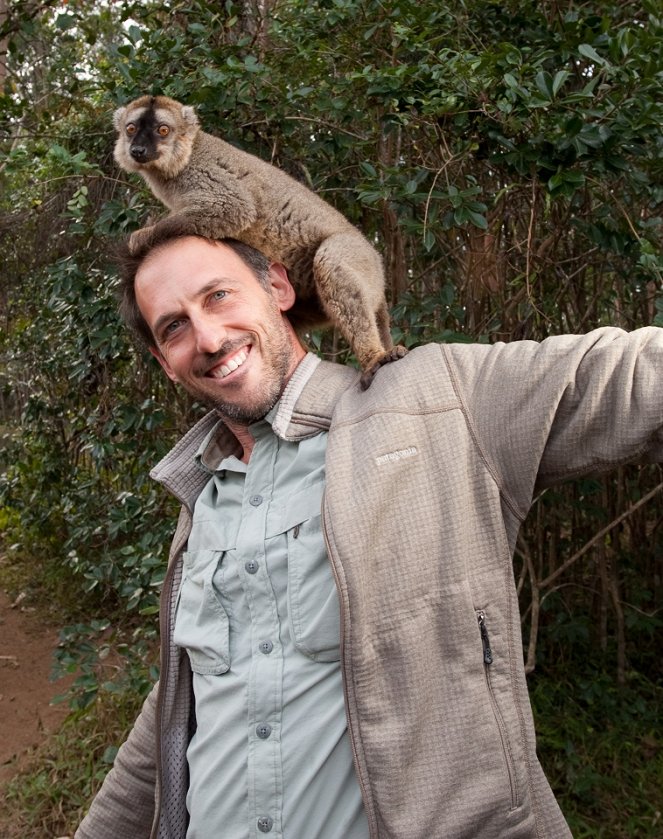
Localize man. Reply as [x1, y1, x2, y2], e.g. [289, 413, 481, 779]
[77, 228, 663, 839]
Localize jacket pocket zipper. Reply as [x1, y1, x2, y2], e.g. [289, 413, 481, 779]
[477, 610, 518, 811]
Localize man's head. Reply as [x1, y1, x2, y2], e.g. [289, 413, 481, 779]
[117, 224, 273, 349]
[117, 230, 306, 425]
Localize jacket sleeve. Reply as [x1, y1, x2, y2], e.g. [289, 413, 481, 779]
[74, 682, 159, 839]
[443, 326, 663, 519]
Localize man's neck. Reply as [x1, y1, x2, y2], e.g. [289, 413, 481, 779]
[221, 349, 316, 462]
[223, 419, 255, 463]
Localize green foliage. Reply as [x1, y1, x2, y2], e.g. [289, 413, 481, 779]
[1, 255, 176, 611]
[0, 201, 180, 708]
[53, 621, 158, 710]
[532, 669, 663, 837]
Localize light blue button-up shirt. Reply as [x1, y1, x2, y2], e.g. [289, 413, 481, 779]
[174, 358, 368, 839]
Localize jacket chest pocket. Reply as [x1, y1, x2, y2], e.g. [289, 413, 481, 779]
[275, 481, 340, 662]
[174, 549, 230, 675]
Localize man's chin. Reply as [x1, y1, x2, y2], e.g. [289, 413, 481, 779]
[213, 400, 278, 425]
[186, 328, 294, 425]
[201, 385, 282, 426]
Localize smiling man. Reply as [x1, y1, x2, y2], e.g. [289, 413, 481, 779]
[135, 236, 306, 453]
[76, 227, 663, 839]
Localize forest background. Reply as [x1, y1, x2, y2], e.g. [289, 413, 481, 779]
[0, 0, 662, 836]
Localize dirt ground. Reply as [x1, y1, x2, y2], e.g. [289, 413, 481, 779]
[0, 588, 72, 787]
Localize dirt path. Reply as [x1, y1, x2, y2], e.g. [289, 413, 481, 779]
[0, 588, 71, 786]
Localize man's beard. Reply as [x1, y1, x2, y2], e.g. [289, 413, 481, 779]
[188, 317, 294, 425]
[204, 361, 286, 424]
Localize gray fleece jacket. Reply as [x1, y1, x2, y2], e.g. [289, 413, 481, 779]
[76, 328, 663, 839]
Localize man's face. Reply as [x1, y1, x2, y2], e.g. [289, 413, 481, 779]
[135, 237, 306, 425]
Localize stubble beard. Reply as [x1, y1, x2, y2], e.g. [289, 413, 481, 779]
[189, 314, 295, 426]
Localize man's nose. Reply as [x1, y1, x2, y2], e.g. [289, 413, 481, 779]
[193, 316, 226, 355]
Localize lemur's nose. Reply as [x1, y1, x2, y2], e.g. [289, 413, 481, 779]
[130, 145, 148, 161]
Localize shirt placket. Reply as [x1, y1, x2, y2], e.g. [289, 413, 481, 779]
[236, 433, 284, 838]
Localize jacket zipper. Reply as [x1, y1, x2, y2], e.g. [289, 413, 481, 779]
[321, 497, 378, 839]
[476, 610, 518, 811]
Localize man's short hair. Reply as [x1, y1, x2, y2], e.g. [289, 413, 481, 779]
[115, 222, 271, 350]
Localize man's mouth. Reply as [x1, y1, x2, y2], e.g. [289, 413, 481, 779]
[207, 348, 249, 379]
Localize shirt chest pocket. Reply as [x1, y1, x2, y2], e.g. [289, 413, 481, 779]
[275, 482, 341, 663]
[174, 549, 230, 675]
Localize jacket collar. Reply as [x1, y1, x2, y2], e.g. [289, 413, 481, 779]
[149, 354, 359, 508]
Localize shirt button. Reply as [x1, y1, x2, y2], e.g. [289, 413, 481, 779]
[259, 640, 273, 654]
[256, 723, 272, 739]
[249, 494, 263, 506]
[257, 816, 273, 832]
[244, 560, 259, 574]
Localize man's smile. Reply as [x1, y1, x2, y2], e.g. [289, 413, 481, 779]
[206, 346, 250, 380]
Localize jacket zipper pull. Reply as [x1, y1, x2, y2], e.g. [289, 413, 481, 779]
[477, 610, 493, 665]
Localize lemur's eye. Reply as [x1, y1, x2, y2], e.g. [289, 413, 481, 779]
[125, 123, 137, 136]
[157, 124, 170, 137]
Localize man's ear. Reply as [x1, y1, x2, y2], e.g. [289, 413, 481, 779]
[267, 263, 297, 312]
[149, 346, 178, 382]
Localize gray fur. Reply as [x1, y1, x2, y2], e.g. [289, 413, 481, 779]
[113, 95, 406, 384]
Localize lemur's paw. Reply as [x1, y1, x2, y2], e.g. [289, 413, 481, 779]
[359, 346, 409, 390]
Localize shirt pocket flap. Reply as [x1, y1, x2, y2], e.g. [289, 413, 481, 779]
[266, 480, 324, 537]
[175, 550, 230, 676]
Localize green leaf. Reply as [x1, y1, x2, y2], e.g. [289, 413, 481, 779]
[55, 14, 77, 31]
[423, 227, 436, 252]
[552, 70, 570, 96]
[547, 170, 586, 196]
[534, 71, 553, 100]
[102, 746, 119, 764]
[467, 210, 488, 230]
[244, 55, 262, 72]
[127, 25, 142, 45]
[578, 43, 607, 66]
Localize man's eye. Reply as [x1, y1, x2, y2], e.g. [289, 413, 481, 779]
[211, 290, 227, 301]
[163, 319, 183, 337]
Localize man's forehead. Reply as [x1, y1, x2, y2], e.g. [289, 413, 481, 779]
[140, 236, 238, 268]
[137, 239, 254, 284]
[135, 240, 266, 319]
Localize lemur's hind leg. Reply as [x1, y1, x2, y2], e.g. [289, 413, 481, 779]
[313, 232, 407, 389]
[359, 343, 409, 390]
[358, 299, 409, 388]
[376, 299, 393, 349]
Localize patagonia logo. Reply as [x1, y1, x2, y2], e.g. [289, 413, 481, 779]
[375, 446, 418, 466]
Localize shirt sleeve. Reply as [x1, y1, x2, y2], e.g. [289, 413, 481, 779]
[443, 326, 663, 519]
[74, 682, 158, 839]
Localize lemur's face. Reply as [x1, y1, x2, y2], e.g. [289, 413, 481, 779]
[121, 106, 169, 167]
[113, 95, 198, 174]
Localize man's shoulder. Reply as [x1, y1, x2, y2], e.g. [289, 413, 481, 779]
[149, 411, 220, 504]
[324, 344, 456, 424]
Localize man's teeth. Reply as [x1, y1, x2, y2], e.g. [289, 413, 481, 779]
[214, 350, 248, 379]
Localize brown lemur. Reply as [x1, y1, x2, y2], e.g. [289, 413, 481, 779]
[112, 94, 407, 388]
